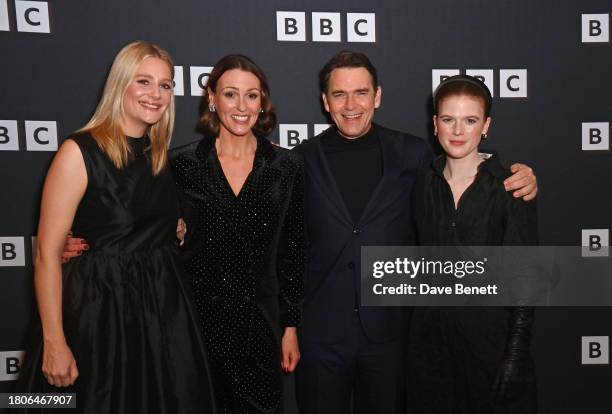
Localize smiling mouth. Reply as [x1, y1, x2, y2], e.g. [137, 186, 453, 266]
[342, 113, 362, 120]
[231, 114, 250, 122]
[139, 101, 162, 110]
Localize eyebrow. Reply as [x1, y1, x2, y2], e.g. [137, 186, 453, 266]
[330, 87, 371, 94]
[221, 87, 261, 92]
[134, 73, 172, 82]
[438, 114, 481, 119]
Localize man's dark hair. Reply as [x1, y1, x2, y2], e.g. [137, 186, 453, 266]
[319, 50, 379, 93]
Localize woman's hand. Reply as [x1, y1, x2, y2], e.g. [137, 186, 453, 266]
[281, 327, 300, 373]
[61, 232, 88, 263]
[176, 218, 187, 246]
[42, 339, 79, 387]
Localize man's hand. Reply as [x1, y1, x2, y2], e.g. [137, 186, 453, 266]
[62, 232, 88, 263]
[281, 327, 301, 373]
[504, 163, 538, 202]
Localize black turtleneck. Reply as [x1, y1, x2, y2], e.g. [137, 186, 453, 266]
[321, 124, 383, 223]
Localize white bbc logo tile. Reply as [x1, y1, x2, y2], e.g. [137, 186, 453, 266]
[0, 120, 19, 151]
[276, 11, 306, 41]
[279, 124, 308, 149]
[499, 69, 528, 98]
[347, 13, 375, 42]
[25, 120, 57, 151]
[312, 12, 341, 42]
[15, 0, 50, 33]
[581, 14, 609, 43]
[465, 69, 495, 97]
[0, 350, 26, 381]
[313, 124, 332, 137]
[173, 66, 184, 96]
[581, 229, 609, 257]
[582, 336, 609, 365]
[189, 66, 214, 97]
[432, 69, 460, 92]
[0, 0, 10, 31]
[581, 122, 609, 151]
[0, 237, 25, 267]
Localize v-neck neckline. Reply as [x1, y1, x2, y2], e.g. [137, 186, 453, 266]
[212, 142, 259, 200]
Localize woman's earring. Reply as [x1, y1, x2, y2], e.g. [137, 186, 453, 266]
[209, 104, 216, 113]
[481, 133, 488, 140]
[260, 108, 265, 114]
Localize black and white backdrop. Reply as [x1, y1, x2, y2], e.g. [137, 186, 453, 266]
[1, 1, 611, 412]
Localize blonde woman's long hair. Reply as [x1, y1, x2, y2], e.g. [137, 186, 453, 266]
[78, 41, 175, 175]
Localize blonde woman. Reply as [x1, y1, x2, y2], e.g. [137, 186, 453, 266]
[17, 41, 216, 413]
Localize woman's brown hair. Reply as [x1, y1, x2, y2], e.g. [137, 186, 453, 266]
[197, 54, 276, 137]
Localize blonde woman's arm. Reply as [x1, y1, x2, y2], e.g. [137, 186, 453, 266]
[36, 139, 87, 387]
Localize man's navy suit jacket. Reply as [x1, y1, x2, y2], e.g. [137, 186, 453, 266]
[294, 124, 431, 344]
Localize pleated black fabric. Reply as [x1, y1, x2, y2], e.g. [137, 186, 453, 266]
[17, 132, 216, 414]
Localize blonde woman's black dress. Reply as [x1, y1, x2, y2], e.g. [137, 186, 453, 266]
[17, 133, 216, 414]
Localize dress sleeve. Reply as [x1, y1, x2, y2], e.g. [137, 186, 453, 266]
[277, 159, 306, 327]
[502, 193, 540, 307]
[502, 197, 538, 246]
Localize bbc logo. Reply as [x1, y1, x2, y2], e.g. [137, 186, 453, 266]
[432, 69, 528, 98]
[0, 350, 25, 381]
[278, 124, 332, 149]
[0, 237, 25, 267]
[0, 0, 50, 33]
[581, 229, 609, 258]
[276, 12, 375, 42]
[582, 336, 609, 365]
[172, 65, 214, 97]
[582, 14, 609, 43]
[0, 120, 58, 151]
[582, 122, 609, 151]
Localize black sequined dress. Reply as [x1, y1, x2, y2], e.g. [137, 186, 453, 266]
[17, 133, 216, 414]
[171, 135, 305, 414]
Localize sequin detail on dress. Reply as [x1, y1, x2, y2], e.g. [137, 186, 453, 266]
[171, 135, 305, 414]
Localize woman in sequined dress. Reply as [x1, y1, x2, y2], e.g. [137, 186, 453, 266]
[170, 54, 305, 413]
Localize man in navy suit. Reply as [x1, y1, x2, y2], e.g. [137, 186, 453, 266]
[293, 50, 537, 414]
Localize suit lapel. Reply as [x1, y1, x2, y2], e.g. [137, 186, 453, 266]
[306, 132, 354, 227]
[358, 128, 404, 227]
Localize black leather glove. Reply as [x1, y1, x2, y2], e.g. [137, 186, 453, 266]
[492, 307, 535, 402]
